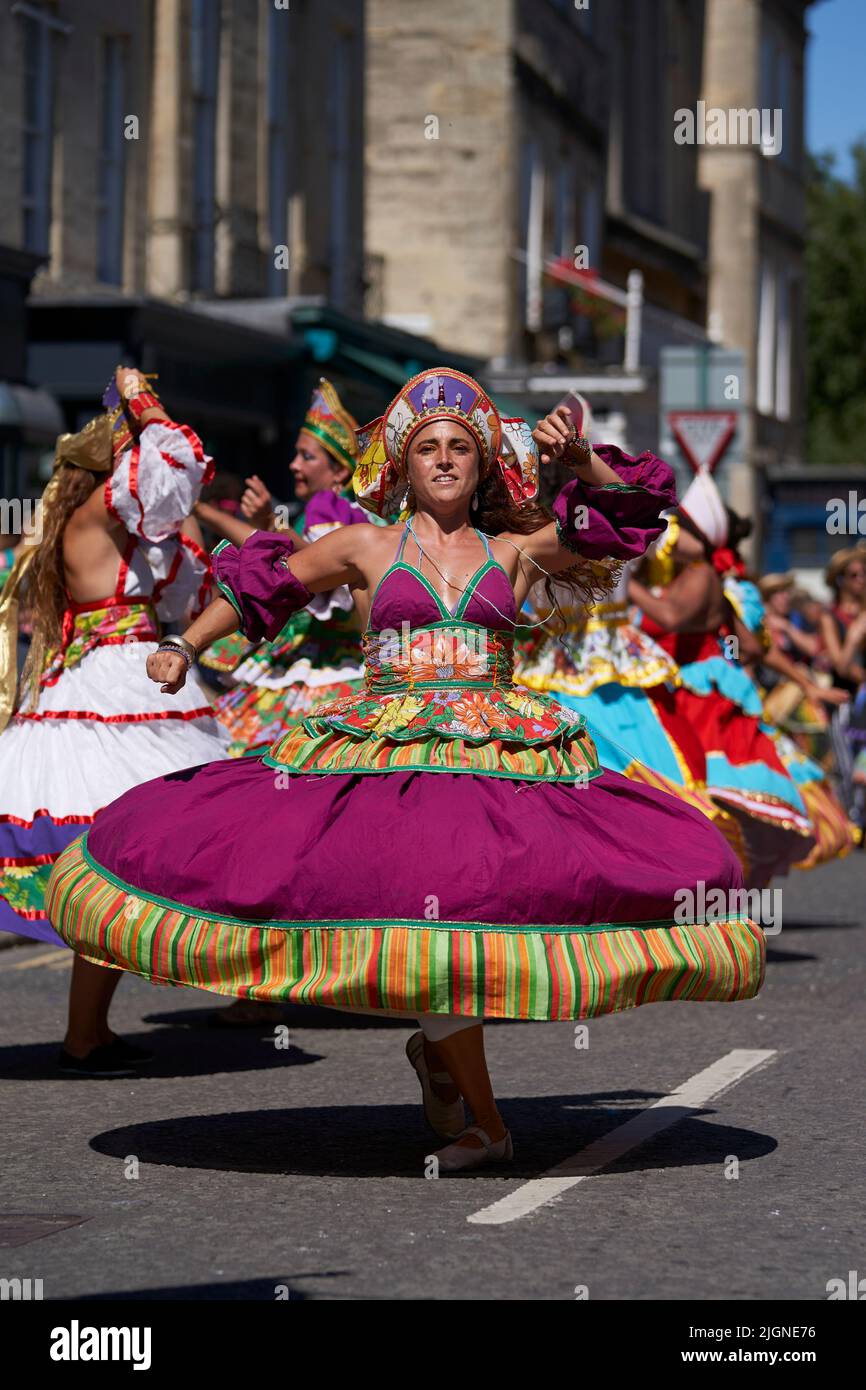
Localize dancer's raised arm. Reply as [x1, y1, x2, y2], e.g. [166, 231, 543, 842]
[148, 523, 376, 693]
[505, 408, 677, 580]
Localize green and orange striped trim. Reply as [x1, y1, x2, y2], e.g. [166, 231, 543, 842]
[45, 837, 766, 1023]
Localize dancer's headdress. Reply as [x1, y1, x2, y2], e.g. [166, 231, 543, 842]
[351, 367, 539, 517]
[302, 378, 359, 474]
[678, 468, 728, 549]
[644, 467, 727, 587]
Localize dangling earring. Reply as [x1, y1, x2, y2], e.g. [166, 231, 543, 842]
[471, 492, 479, 513]
[400, 485, 411, 512]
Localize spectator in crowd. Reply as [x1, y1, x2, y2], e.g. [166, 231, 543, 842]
[820, 545, 866, 829]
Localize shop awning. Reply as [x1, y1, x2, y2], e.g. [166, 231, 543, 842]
[0, 381, 64, 441]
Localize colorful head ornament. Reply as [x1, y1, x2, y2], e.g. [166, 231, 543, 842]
[499, 416, 540, 507]
[644, 512, 680, 588]
[352, 367, 539, 517]
[301, 378, 359, 475]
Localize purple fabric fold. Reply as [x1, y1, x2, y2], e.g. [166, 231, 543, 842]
[303, 490, 369, 530]
[213, 532, 313, 642]
[552, 444, 678, 561]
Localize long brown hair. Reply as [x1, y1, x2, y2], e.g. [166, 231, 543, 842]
[19, 464, 103, 710]
[481, 458, 620, 620]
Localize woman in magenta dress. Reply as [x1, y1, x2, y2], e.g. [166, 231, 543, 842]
[46, 369, 764, 1172]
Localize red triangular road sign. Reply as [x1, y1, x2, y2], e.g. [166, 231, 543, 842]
[668, 411, 737, 474]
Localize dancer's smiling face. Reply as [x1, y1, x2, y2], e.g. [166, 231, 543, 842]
[289, 430, 349, 499]
[405, 420, 480, 514]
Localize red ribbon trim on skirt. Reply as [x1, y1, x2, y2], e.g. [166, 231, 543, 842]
[0, 810, 96, 827]
[15, 707, 216, 724]
[0, 852, 59, 867]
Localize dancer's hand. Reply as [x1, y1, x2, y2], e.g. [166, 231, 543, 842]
[115, 366, 146, 398]
[533, 407, 595, 473]
[807, 680, 849, 707]
[533, 408, 577, 465]
[241, 474, 274, 528]
[146, 649, 188, 694]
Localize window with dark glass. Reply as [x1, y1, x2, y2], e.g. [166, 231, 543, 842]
[97, 35, 127, 285]
[190, 0, 220, 293]
[328, 32, 351, 308]
[19, 9, 56, 253]
[266, 4, 291, 296]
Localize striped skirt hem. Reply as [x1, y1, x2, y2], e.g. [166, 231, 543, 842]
[45, 838, 766, 1022]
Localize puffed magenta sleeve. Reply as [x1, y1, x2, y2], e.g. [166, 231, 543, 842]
[552, 445, 678, 562]
[212, 532, 314, 642]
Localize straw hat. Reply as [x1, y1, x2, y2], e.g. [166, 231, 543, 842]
[758, 572, 795, 600]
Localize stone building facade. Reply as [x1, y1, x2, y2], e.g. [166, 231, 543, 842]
[365, 0, 816, 506]
[0, 0, 817, 516]
[365, 0, 609, 364]
[0, 0, 368, 491]
[364, 0, 515, 353]
[698, 0, 813, 517]
[0, 0, 366, 311]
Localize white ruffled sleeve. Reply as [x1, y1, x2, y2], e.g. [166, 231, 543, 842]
[105, 419, 213, 543]
[138, 533, 213, 626]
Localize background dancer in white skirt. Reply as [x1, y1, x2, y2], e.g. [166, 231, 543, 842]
[0, 367, 229, 1074]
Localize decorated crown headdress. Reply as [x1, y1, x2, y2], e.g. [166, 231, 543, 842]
[352, 367, 539, 518]
[302, 378, 360, 474]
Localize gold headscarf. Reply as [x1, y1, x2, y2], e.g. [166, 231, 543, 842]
[53, 413, 114, 473]
[0, 415, 113, 733]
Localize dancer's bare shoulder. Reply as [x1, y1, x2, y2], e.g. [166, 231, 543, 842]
[344, 520, 403, 583]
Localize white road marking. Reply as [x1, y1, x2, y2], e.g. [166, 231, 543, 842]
[6, 947, 68, 971]
[467, 1048, 777, 1227]
[43, 953, 73, 970]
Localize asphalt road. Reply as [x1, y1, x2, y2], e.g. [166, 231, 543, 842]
[1, 851, 863, 1302]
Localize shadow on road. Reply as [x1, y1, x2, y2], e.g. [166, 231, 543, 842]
[765, 946, 818, 963]
[71, 1274, 351, 1300]
[775, 918, 861, 933]
[86, 1098, 777, 1180]
[0, 1027, 326, 1082]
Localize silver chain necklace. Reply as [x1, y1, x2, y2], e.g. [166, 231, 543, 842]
[404, 515, 560, 629]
